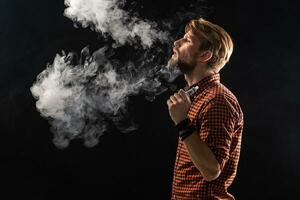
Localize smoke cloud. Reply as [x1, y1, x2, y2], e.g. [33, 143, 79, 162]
[31, 46, 180, 148]
[64, 0, 169, 48]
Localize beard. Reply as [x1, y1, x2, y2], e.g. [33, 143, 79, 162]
[167, 53, 196, 74]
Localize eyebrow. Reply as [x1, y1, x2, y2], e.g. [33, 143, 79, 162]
[184, 34, 193, 41]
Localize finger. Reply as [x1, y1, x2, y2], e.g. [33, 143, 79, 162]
[178, 89, 190, 102]
[174, 93, 183, 102]
[166, 99, 173, 107]
[170, 95, 177, 103]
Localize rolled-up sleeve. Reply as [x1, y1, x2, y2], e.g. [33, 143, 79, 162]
[198, 96, 237, 171]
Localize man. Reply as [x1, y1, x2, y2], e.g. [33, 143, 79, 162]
[167, 18, 243, 199]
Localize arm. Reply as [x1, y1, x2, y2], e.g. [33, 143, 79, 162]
[181, 131, 221, 181]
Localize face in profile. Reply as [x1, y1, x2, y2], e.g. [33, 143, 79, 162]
[167, 30, 201, 74]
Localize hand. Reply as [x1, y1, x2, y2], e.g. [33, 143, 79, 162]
[167, 89, 191, 125]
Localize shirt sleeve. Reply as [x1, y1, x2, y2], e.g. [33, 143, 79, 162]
[198, 96, 237, 171]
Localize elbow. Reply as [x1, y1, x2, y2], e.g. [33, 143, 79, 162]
[202, 165, 222, 182]
[203, 170, 221, 182]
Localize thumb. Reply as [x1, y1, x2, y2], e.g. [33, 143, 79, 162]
[178, 89, 191, 103]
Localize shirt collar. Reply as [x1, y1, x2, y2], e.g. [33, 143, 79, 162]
[184, 73, 220, 99]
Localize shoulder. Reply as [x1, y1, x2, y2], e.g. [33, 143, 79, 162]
[200, 83, 243, 119]
[206, 83, 238, 102]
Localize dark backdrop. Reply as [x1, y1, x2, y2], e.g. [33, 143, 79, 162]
[0, 0, 299, 199]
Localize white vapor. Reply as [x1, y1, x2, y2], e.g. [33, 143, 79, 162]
[64, 0, 169, 48]
[31, 47, 180, 148]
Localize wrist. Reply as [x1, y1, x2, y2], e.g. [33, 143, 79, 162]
[179, 127, 195, 141]
[175, 117, 188, 125]
[175, 118, 191, 131]
[179, 128, 196, 141]
[175, 118, 196, 141]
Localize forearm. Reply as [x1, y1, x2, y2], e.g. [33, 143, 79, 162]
[181, 131, 221, 181]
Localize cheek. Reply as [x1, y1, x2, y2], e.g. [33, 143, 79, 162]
[178, 48, 188, 59]
[187, 48, 199, 60]
[183, 51, 193, 62]
[179, 45, 194, 60]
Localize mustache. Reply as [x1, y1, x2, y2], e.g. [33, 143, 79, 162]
[173, 47, 179, 54]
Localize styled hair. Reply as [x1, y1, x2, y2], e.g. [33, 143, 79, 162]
[185, 18, 234, 70]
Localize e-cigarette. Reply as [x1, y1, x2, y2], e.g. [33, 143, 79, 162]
[185, 85, 199, 97]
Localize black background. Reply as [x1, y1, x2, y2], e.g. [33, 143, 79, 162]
[0, 0, 299, 199]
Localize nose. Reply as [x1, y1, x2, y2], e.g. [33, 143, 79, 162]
[173, 38, 182, 48]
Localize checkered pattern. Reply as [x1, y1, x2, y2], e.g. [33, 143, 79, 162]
[171, 73, 243, 200]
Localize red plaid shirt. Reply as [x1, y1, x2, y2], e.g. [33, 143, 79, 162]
[171, 73, 243, 200]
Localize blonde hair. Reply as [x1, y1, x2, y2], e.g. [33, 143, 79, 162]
[185, 18, 234, 70]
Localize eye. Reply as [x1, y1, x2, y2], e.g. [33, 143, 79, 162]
[184, 38, 190, 42]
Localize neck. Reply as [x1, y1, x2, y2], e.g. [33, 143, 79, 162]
[184, 66, 217, 87]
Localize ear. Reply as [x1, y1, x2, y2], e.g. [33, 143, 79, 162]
[198, 50, 213, 63]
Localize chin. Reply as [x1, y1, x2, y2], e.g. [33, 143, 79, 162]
[167, 57, 179, 69]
